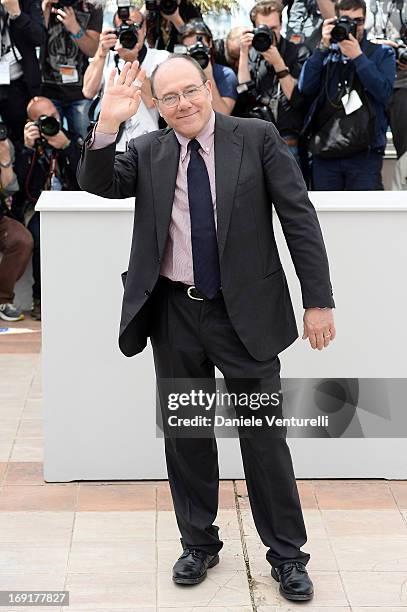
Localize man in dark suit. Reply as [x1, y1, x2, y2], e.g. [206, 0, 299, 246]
[77, 55, 336, 603]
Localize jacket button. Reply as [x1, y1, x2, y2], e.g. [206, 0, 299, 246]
[144, 290, 151, 296]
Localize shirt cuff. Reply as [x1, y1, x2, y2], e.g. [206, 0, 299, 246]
[87, 123, 118, 150]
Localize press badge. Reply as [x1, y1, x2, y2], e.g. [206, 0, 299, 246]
[0, 49, 22, 85]
[58, 64, 79, 84]
[341, 90, 363, 115]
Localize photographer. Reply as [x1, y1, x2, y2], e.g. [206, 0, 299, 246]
[237, 0, 308, 162]
[13, 96, 82, 320]
[298, 0, 396, 190]
[145, 0, 201, 51]
[40, 0, 103, 138]
[180, 20, 238, 114]
[83, 4, 168, 149]
[0, 131, 33, 322]
[367, 0, 407, 188]
[0, 0, 46, 142]
[213, 26, 248, 73]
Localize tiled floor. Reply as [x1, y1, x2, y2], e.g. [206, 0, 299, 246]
[1, 324, 407, 611]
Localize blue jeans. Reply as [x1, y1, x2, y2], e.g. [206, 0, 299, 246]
[50, 98, 92, 139]
[312, 150, 384, 190]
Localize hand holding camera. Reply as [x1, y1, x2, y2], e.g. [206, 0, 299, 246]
[98, 29, 119, 58]
[52, 4, 80, 35]
[97, 60, 146, 133]
[24, 117, 68, 151]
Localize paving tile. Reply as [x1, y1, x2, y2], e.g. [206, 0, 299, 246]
[0, 572, 65, 590]
[321, 509, 407, 537]
[352, 608, 407, 612]
[68, 540, 156, 573]
[16, 418, 43, 438]
[0, 542, 69, 573]
[341, 570, 407, 606]
[390, 480, 407, 510]
[157, 510, 181, 541]
[0, 418, 19, 440]
[10, 437, 43, 461]
[314, 480, 397, 509]
[0, 511, 74, 542]
[4, 461, 46, 485]
[0, 461, 7, 481]
[77, 483, 156, 511]
[0, 484, 77, 511]
[157, 569, 251, 607]
[0, 403, 25, 418]
[252, 570, 348, 607]
[219, 480, 236, 509]
[331, 536, 407, 571]
[66, 572, 156, 608]
[157, 538, 246, 573]
[73, 511, 156, 542]
[157, 480, 174, 510]
[0, 442, 12, 461]
[21, 398, 43, 419]
[302, 509, 328, 539]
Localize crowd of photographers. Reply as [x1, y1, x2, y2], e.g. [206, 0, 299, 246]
[0, 0, 406, 322]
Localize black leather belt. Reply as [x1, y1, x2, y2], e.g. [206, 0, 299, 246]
[159, 276, 223, 301]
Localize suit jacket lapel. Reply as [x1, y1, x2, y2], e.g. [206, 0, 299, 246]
[151, 129, 180, 260]
[214, 113, 243, 262]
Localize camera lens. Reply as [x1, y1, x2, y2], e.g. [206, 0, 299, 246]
[330, 17, 356, 43]
[38, 115, 60, 137]
[190, 49, 209, 69]
[252, 26, 274, 52]
[159, 0, 177, 16]
[119, 25, 138, 49]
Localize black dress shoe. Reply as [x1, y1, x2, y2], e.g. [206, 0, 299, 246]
[172, 548, 219, 585]
[271, 561, 314, 601]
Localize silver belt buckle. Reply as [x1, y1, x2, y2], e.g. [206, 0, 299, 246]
[187, 285, 204, 301]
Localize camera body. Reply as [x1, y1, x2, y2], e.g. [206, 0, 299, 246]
[252, 25, 276, 52]
[114, 1, 141, 49]
[249, 94, 275, 122]
[52, 0, 76, 10]
[145, 0, 178, 16]
[186, 36, 211, 69]
[330, 16, 357, 43]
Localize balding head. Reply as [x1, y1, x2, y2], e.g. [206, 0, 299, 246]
[27, 97, 60, 122]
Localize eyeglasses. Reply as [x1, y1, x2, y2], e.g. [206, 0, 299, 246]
[155, 82, 208, 108]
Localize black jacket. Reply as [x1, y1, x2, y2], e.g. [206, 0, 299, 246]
[77, 113, 334, 361]
[7, 0, 46, 96]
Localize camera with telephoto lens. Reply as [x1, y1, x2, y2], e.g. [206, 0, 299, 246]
[114, 0, 141, 49]
[330, 16, 357, 43]
[252, 25, 276, 52]
[186, 36, 211, 69]
[33, 115, 60, 155]
[396, 43, 407, 64]
[145, 0, 178, 15]
[248, 94, 275, 122]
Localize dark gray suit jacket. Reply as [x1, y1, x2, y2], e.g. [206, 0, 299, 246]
[77, 112, 334, 361]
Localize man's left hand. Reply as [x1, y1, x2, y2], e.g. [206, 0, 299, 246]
[45, 130, 70, 150]
[339, 33, 362, 59]
[54, 6, 80, 35]
[1, 0, 21, 16]
[302, 308, 336, 350]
